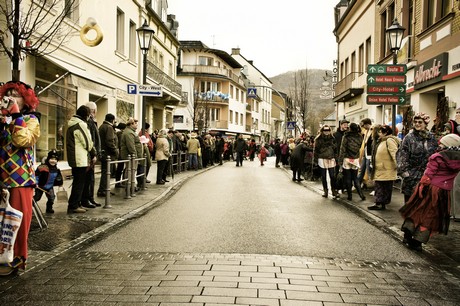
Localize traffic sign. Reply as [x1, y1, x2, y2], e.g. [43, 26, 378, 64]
[367, 75, 406, 84]
[247, 88, 257, 98]
[287, 121, 296, 130]
[367, 85, 406, 94]
[127, 84, 163, 97]
[367, 64, 407, 75]
[367, 95, 406, 105]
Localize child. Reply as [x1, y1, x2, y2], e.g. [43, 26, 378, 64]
[258, 143, 269, 166]
[34, 149, 63, 213]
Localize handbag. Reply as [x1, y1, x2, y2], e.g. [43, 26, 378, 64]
[336, 171, 344, 190]
[57, 186, 68, 202]
[0, 190, 23, 264]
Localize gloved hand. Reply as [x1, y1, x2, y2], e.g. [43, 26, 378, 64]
[418, 175, 431, 198]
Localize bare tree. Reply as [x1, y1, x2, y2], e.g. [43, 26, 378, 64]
[0, 0, 79, 81]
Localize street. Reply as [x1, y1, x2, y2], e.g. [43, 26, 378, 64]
[1, 157, 460, 304]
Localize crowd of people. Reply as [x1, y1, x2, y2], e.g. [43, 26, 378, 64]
[1, 77, 460, 275]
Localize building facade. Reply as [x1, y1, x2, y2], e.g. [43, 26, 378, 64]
[333, 0, 460, 131]
[0, 0, 181, 162]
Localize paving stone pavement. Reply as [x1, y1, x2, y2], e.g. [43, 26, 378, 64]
[1, 160, 460, 304]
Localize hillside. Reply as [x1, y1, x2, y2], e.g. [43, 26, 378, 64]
[269, 69, 336, 132]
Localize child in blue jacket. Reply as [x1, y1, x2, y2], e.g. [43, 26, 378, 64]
[34, 149, 63, 213]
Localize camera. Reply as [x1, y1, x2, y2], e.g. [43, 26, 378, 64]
[1, 96, 14, 109]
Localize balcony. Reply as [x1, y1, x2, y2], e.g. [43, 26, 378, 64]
[208, 120, 228, 129]
[333, 72, 365, 103]
[181, 65, 246, 87]
[195, 91, 229, 103]
[147, 61, 182, 97]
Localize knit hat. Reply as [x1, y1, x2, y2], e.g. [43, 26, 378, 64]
[413, 112, 430, 124]
[440, 134, 460, 147]
[47, 149, 59, 161]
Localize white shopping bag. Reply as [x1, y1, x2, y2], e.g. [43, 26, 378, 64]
[0, 189, 23, 264]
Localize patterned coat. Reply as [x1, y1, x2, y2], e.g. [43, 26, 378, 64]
[0, 113, 40, 187]
[397, 129, 438, 196]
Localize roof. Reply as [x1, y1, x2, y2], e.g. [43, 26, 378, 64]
[180, 41, 243, 69]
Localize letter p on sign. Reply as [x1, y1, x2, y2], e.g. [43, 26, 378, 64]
[127, 84, 138, 94]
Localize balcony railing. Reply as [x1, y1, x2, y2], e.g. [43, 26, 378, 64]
[147, 61, 182, 96]
[208, 120, 228, 129]
[334, 72, 365, 97]
[181, 65, 246, 87]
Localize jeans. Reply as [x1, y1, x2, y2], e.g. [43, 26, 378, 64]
[188, 153, 198, 169]
[357, 158, 371, 184]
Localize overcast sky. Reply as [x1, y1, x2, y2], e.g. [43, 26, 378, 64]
[167, 0, 338, 77]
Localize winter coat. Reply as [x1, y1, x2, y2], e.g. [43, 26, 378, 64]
[66, 115, 95, 168]
[424, 148, 460, 190]
[155, 135, 171, 161]
[338, 131, 362, 164]
[87, 116, 101, 155]
[0, 113, 40, 187]
[397, 129, 438, 196]
[314, 134, 336, 160]
[371, 135, 400, 181]
[234, 138, 247, 153]
[120, 126, 141, 159]
[186, 137, 200, 154]
[35, 162, 63, 191]
[99, 121, 118, 159]
[290, 142, 309, 170]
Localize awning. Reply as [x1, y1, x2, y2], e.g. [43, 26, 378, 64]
[43, 55, 115, 89]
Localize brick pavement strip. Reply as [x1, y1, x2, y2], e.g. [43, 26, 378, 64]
[1, 251, 460, 304]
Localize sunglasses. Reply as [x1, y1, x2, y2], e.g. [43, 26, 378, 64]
[323, 129, 331, 132]
[413, 120, 425, 124]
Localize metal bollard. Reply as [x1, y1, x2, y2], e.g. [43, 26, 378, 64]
[124, 155, 132, 199]
[104, 156, 112, 208]
[130, 155, 136, 197]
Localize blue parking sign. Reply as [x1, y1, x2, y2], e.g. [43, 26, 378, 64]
[127, 84, 138, 94]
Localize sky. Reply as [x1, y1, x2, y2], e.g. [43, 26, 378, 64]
[167, 0, 338, 77]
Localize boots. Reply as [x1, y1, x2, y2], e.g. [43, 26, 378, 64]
[46, 202, 54, 214]
[322, 189, 328, 198]
[357, 188, 366, 200]
[347, 189, 352, 200]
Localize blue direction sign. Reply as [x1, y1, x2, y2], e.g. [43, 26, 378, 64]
[127, 84, 163, 97]
[287, 121, 296, 130]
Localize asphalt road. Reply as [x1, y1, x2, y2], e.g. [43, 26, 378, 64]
[88, 158, 424, 263]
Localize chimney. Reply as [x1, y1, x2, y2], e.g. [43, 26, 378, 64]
[231, 48, 240, 55]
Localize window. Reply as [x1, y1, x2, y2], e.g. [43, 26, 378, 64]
[168, 61, 173, 78]
[128, 21, 136, 61]
[365, 37, 371, 67]
[351, 51, 356, 79]
[64, 0, 79, 22]
[116, 8, 125, 54]
[210, 108, 220, 121]
[235, 112, 239, 124]
[199, 81, 219, 93]
[424, 0, 452, 28]
[240, 114, 243, 126]
[230, 110, 233, 123]
[159, 54, 164, 70]
[358, 44, 364, 74]
[199, 56, 213, 66]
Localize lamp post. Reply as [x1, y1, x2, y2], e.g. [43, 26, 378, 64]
[386, 18, 405, 135]
[136, 20, 155, 135]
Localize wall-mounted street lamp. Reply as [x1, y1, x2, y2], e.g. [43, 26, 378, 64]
[385, 18, 405, 135]
[136, 20, 155, 134]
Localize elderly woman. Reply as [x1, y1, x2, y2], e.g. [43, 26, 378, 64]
[368, 125, 400, 210]
[155, 129, 171, 184]
[0, 81, 40, 275]
[397, 113, 438, 204]
[400, 134, 460, 250]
